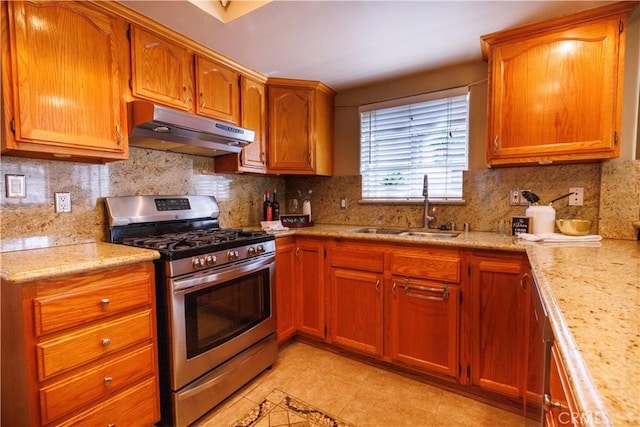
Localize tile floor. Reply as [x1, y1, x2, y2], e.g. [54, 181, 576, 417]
[196, 341, 539, 427]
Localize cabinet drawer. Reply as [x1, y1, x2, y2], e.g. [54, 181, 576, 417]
[34, 269, 152, 336]
[36, 310, 154, 381]
[39, 344, 156, 424]
[389, 247, 460, 283]
[55, 376, 159, 427]
[330, 247, 384, 272]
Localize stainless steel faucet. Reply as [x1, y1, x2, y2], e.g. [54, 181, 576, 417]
[423, 174, 436, 228]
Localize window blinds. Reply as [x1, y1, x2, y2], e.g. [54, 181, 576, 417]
[360, 87, 469, 201]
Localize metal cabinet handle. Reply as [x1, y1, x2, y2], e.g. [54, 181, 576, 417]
[104, 376, 113, 385]
[543, 393, 568, 411]
[520, 273, 529, 293]
[392, 282, 397, 297]
[493, 135, 499, 153]
[200, 92, 205, 109]
[101, 338, 111, 346]
[100, 298, 110, 306]
[115, 125, 122, 145]
[403, 278, 449, 301]
[375, 279, 380, 293]
[295, 247, 300, 259]
[107, 424, 116, 427]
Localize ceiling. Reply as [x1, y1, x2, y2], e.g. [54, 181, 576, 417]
[119, 0, 613, 92]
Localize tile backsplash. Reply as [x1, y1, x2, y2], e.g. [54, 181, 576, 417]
[0, 148, 284, 251]
[1, 149, 638, 252]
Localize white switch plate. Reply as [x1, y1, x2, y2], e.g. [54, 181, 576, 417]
[54, 192, 72, 213]
[340, 197, 348, 210]
[569, 187, 584, 206]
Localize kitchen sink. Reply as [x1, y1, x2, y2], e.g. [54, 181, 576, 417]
[399, 231, 460, 238]
[350, 228, 459, 238]
[350, 228, 406, 235]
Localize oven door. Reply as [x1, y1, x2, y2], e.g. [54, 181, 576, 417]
[168, 253, 275, 390]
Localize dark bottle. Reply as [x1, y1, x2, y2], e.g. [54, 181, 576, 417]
[272, 189, 280, 220]
[263, 190, 273, 221]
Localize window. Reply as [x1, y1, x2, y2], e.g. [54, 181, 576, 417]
[360, 87, 469, 201]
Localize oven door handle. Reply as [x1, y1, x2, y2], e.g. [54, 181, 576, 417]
[172, 254, 274, 294]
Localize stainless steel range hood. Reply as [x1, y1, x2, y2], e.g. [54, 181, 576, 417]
[127, 100, 254, 157]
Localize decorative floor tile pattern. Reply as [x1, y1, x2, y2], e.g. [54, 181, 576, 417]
[231, 389, 352, 427]
[196, 342, 537, 427]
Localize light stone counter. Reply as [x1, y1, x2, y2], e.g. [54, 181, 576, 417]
[274, 224, 639, 426]
[0, 242, 160, 284]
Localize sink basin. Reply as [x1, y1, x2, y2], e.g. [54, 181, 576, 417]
[350, 228, 405, 235]
[350, 228, 459, 238]
[399, 231, 460, 238]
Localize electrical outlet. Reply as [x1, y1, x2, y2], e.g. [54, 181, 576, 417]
[54, 192, 72, 213]
[569, 187, 584, 206]
[340, 197, 348, 210]
[509, 189, 530, 206]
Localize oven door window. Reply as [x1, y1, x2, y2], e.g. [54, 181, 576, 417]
[184, 268, 271, 359]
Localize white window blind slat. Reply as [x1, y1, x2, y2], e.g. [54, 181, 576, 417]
[360, 89, 469, 201]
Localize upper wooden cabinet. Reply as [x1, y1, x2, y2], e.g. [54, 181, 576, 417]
[267, 78, 335, 176]
[215, 76, 267, 173]
[1, 0, 128, 163]
[481, 2, 637, 167]
[130, 25, 194, 111]
[195, 55, 240, 124]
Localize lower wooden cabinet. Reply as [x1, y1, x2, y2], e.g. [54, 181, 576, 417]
[294, 238, 326, 339]
[1, 262, 160, 426]
[275, 237, 296, 343]
[466, 251, 528, 399]
[544, 344, 582, 427]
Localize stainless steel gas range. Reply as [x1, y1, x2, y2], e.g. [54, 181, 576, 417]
[105, 195, 277, 427]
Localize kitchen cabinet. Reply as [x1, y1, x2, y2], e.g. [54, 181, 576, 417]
[267, 78, 335, 176]
[387, 246, 461, 377]
[1, 0, 128, 163]
[328, 243, 384, 357]
[526, 264, 545, 416]
[275, 237, 296, 344]
[481, 2, 636, 166]
[544, 343, 582, 427]
[130, 24, 194, 111]
[195, 54, 240, 124]
[294, 237, 326, 339]
[1, 262, 160, 426]
[466, 251, 527, 399]
[215, 76, 267, 173]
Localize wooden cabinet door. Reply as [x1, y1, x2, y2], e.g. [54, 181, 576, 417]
[275, 237, 296, 343]
[195, 55, 239, 123]
[267, 85, 314, 173]
[130, 25, 193, 111]
[295, 238, 325, 339]
[544, 344, 582, 427]
[484, 5, 632, 166]
[388, 276, 459, 377]
[329, 268, 383, 356]
[468, 253, 526, 398]
[3, 1, 127, 161]
[239, 76, 266, 171]
[526, 267, 545, 416]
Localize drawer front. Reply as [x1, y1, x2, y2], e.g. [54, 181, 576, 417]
[330, 247, 384, 272]
[389, 247, 460, 283]
[37, 310, 154, 381]
[34, 266, 153, 336]
[39, 344, 156, 425]
[55, 376, 159, 427]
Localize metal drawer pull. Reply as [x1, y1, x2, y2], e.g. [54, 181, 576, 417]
[104, 376, 113, 385]
[107, 424, 116, 427]
[101, 338, 111, 346]
[543, 393, 568, 411]
[100, 298, 110, 306]
[520, 273, 529, 292]
[403, 279, 449, 301]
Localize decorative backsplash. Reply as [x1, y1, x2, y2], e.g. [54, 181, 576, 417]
[1, 148, 638, 252]
[0, 148, 284, 251]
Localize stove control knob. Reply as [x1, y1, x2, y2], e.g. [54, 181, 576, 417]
[192, 257, 205, 269]
[227, 250, 239, 261]
[256, 245, 265, 254]
[247, 247, 256, 256]
[205, 255, 217, 266]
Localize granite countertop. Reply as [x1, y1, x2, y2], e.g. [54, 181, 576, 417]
[0, 242, 160, 284]
[273, 224, 639, 426]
